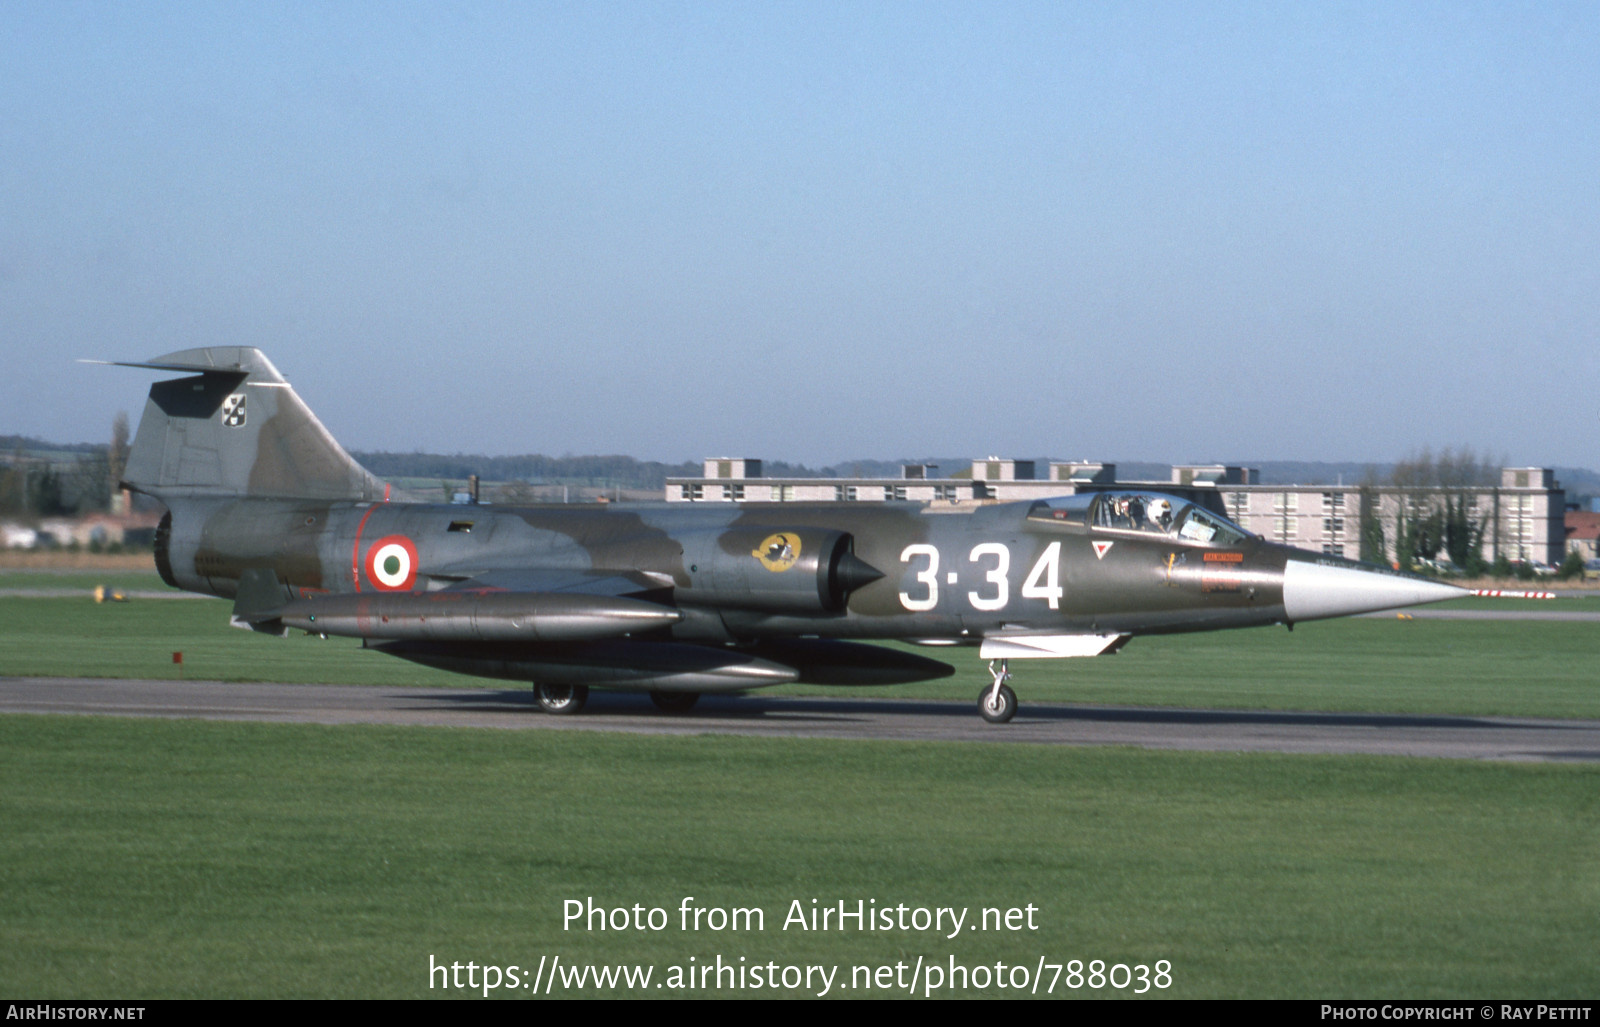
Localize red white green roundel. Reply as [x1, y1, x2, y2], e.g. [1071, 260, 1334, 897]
[365, 535, 419, 591]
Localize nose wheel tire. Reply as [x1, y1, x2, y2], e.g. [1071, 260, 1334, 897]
[649, 691, 700, 714]
[978, 683, 1017, 724]
[535, 682, 589, 715]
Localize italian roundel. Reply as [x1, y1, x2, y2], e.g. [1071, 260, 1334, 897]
[365, 535, 419, 591]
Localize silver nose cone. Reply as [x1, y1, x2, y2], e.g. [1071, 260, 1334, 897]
[1282, 559, 1469, 623]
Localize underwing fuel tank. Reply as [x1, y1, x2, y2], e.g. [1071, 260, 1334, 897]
[741, 638, 955, 685]
[373, 639, 801, 693]
[371, 637, 953, 690]
[276, 591, 682, 642]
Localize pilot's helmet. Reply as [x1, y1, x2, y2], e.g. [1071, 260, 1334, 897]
[1148, 498, 1171, 524]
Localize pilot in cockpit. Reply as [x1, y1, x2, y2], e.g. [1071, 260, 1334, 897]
[1148, 497, 1172, 532]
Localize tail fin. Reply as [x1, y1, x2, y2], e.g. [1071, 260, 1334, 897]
[112, 347, 391, 502]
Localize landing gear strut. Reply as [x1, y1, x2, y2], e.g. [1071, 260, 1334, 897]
[979, 659, 1017, 724]
[535, 682, 588, 715]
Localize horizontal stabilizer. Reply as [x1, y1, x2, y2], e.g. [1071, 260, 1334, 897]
[87, 351, 274, 375]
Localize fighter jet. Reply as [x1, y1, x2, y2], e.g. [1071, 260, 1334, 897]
[107, 347, 1465, 723]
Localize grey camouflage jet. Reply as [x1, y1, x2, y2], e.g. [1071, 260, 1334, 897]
[107, 347, 1465, 722]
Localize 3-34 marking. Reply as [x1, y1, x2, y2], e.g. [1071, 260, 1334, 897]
[898, 542, 1062, 612]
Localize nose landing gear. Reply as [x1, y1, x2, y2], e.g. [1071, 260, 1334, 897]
[979, 659, 1017, 724]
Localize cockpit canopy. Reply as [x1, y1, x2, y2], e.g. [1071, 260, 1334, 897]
[1028, 492, 1251, 545]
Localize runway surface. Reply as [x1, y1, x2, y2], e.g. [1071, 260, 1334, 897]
[4, 676, 1598, 763]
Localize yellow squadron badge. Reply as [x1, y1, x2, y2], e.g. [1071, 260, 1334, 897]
[752, 533, 801, 572]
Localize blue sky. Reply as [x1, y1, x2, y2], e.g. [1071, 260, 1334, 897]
[3, 2, 1597, 469]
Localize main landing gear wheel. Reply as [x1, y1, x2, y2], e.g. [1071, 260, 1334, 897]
[649, 691, 700, 714]
[979, 659, 1018, 724]
[534, 682, 588, 715]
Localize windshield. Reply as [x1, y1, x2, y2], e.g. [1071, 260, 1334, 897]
[1030, 492, 1250, 545]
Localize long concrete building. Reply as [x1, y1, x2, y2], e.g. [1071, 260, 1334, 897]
[667, 458, 1566, 566]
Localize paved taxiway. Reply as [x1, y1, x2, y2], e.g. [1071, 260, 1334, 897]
[3, 676, 1597, 763]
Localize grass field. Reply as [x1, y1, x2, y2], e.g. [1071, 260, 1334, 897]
[1, 587, 1597, 998]
[1, 716, 1595, 998]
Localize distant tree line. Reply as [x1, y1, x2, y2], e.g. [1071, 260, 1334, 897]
[0, 453, 110, 517]
[0, 434, 107, 456]
[353, 452, 704, 491]
[348, 452, 922, 490]
[0, 414, 129, 519]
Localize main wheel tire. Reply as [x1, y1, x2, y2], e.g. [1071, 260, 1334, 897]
[535, 682, 589, 715]
[649, 691, 700, 714]
[978, 683, 1017, 724]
